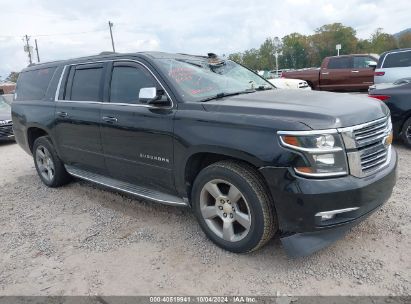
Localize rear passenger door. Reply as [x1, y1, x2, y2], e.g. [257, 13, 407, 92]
[100, 60, 176, 194]
[54, 62, 107, 175]
[320, 57, 353, 91]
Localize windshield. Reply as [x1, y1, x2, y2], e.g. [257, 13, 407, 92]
[156, 58, 273, 102]
[0, 96, 11, 111]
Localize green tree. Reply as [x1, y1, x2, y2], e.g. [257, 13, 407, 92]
[280, 33, 310, 69]
[241, 49, 261, 70]
[398, 32, 411, 48]
[310, 23, 358, 65]
[228, 52, 243, 63]
[5, 72, 19, 83]
[369, 28, 398, 53]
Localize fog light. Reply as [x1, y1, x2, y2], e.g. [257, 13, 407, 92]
[320, 214, 335, 221]
[316, 207, 360, 222]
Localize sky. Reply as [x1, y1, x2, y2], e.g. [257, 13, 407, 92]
[0, 0, 409, 80]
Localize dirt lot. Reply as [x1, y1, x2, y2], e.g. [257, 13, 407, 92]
[0, 141, 410, 296]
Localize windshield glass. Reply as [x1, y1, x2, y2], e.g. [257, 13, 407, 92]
[0, 96, 11, 111]
[156, 58, 273, 102]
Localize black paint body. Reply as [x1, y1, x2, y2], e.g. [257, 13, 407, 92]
[12, 52, 397, 256]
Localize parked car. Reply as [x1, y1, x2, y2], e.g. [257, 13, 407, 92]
[369, 77, 411, 91]
[1, 93, 14, 105]
[12, 52, 397, 257]
[258, 70, 311, 90]
[369, 80, 411, 147]
[268, 78, 311, 90]
[282, 54, 378, 91]
[0, 95, 14, 141]
[374, 48, 411, 84]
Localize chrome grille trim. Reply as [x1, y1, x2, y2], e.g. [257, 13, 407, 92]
[339, 116, 392, 178]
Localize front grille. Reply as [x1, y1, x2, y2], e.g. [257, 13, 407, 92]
[0, 124, 13, 138]
[340, 116, 392, 178]
[353, 117, 391, 148]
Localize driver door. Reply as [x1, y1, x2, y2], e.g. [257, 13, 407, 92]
[100, 61, 176, 194]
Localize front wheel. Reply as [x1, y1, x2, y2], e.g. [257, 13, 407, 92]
[401, 117, 411, 148]
[192, 160, 277, 253]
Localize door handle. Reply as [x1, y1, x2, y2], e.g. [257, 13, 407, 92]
[351, 70, 359, 73]
[102, 116, 118, 123]
[57, 111, 69, 118]
[321, 72, 329, 75]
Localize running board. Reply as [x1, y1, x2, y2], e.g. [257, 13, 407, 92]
[65, 165, 188, 207]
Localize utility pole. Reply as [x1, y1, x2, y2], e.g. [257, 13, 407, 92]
[24, 35, 33, 65]
[108, 21, 116, 52]
[35, 39, 40, 62]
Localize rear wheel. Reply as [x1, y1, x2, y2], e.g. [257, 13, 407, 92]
[33, 136, 71, 187]
[192, 160, 277, 253]
[401, 117, 411, 148]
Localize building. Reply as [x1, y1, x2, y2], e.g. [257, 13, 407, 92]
[0, 82, 16, 94]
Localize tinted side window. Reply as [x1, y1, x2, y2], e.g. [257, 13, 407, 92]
[328, 57, 352, 69]
[383, 51, 411, 68]
[16, 67, 57, 101]
[353, 57, 375, 68]
[69, 67, 103, 101]
[110, 65, 157, 104]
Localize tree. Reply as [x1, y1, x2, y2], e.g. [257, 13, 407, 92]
[398, 32, 411, 48]
[241, 49, 261, 70]
[310, 23, 358, 65]
[228, 52, 243, 63]
[369, 28, 398, 54]
[280, 33, 310, 69]
[258, 37, 282, 70]
[5, 72, 19, 83]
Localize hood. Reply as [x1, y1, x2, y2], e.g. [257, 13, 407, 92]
[202, 89, 389, 129]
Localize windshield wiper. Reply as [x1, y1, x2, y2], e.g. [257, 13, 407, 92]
[199, 89, 256, 103]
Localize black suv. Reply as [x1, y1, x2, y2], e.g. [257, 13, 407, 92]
[12, 52, 397, 257]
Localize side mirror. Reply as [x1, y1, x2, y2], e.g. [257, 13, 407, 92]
[368, 61, 377, 69]
[139, 87, 170, 106]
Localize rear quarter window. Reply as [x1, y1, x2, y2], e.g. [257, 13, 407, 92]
[15, 67, 57, 101]
[382, 51, 411, 68]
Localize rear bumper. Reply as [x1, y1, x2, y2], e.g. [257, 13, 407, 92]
[259, 148, 397, 257]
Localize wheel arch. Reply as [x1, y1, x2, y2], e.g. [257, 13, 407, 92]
[26, 126, 51, 153]
[180, 146, 268, 204]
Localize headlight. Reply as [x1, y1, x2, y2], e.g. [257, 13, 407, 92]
[279, 131, 348, 177]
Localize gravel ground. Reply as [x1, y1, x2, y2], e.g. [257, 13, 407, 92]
[0, 141, 410, 296]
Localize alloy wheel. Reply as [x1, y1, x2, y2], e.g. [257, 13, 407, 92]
[199, 179, 251, 242]
[35, 145, 55, 182]
[406, 125, 411, 140]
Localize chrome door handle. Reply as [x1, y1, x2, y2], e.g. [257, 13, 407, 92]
[351, 70, 359, 73]
[321, 72, 329, 75]
[57, 111, 68, 118]
[102, 116, 118, 123]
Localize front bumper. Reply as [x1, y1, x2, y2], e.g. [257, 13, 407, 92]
[0, 124, 14, 141]
[259, 148, 397, 257]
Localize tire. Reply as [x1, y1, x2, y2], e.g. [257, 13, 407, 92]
[192, 160, 277, 253]
[401, 117, 411, 148]
[33, 136, 71, 187]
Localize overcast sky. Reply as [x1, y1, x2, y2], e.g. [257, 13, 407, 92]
[0, 0, 409, 80]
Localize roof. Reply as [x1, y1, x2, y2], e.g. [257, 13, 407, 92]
[22, 51, 211, 72]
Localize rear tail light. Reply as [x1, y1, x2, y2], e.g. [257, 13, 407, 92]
[374, 71, 385, 76]
[368, 95, 390, 101]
